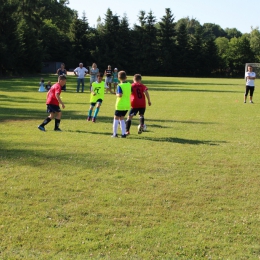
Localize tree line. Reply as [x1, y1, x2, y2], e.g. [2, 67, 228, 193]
[1, 0, 260, 77]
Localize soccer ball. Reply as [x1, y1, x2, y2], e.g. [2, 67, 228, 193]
[138, 124, 147, 132]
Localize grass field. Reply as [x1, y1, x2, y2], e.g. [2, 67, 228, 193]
[1, 75, 260, 259]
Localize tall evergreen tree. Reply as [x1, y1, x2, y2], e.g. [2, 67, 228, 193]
[117, 14, 133, 72]
[144, 11, 158, 74]
[71, 12, 91, 66]
[203, 33, 219, 76]
[189, 24, 204, 76]
[176, 21, 190, 76]
[157, 8, 176, 75]
[132, 11, 148, 74]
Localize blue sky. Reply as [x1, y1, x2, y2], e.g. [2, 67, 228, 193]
[67, 0, 259, 34]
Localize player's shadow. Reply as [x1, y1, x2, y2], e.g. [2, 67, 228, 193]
[133, 136, 225, 146]
[80, 130, 225, 146]
[147, 119, 218, 125]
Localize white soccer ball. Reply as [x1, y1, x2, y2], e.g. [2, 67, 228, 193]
[138, 124, 147, 132]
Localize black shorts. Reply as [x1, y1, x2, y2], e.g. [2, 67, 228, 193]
[114, 110, 128, 117]
[129, 107, 146, 116]
[245, 85, 255, 96]
[47, 104, 61, 113]
[90, 99, 103, 107]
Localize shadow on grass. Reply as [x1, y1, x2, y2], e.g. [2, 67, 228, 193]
[147, 118, 218, 125]
[83, 130, 225, 146]
[135, 136, 225, 145]
[0, 140, 110, 169]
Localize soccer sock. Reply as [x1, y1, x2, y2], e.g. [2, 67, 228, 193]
[88, 109, 93, 117]
[41, 117, 51, 126]
[140, 116, 144, 126]
[126, 119, 131, 131]
[113, 119, 119, 135]
[55, 119, 61, 129]
[93, 107, 100, 118]
[120, 120, 126, 135]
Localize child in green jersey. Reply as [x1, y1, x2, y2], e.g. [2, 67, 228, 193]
[87, 73, 105, 122]
[112, 71, 131, 138]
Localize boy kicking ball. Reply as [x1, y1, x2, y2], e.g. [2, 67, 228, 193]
[87, 73, 105, 122]
[37, 75, 66, 132]
[125, 74, 151, 135]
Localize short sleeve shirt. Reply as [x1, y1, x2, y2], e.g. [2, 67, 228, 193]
[46, 83, 61, 106]
[74, 67, 88, 78]
[131, 83, 148, 108]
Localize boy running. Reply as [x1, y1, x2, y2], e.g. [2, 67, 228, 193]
[38, 75, 66, 131]
[87, 73, 105, 122]
[112, 71, 131, 138]
[125, 74, 151, 135]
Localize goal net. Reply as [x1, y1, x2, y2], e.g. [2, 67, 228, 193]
[245, 63, 260, 78]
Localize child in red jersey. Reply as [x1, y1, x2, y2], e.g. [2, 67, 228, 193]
[37, 75, 66, 132]
[125, 74, 151, 135]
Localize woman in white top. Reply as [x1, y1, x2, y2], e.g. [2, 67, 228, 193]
[89, 63, 99, 92]
[244, 65, 256, 103]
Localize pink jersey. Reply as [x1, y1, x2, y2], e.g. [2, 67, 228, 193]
[46, 83, 61, 106]
[131, 83, 148, 108]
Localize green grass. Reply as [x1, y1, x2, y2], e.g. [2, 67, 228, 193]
[1, 75, 260, 259]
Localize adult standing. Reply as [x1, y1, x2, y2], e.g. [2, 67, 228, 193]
[244, 65, 256, 103]
[74, 63, 88, 92]
[89, 63, 99, 92]
[57, 63, 67, 91]
[104, 65, 113, 94]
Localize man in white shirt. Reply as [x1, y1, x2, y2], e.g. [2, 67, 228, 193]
[74, 63, 88, 92]
[244, 65, 256, 103]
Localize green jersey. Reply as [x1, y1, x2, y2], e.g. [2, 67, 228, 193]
[115, 82, 131, 110]
[90, 81, 105, 103]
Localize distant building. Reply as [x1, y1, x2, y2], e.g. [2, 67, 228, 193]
[41, 62, 62, 73]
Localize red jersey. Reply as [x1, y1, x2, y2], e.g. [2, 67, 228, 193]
[131, 83, 148, 108]
[46, 83, 61, 105]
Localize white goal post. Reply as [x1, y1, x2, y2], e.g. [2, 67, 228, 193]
[245, 63, 260, 78]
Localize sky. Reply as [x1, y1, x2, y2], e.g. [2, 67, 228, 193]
[67, 0, 260, 34]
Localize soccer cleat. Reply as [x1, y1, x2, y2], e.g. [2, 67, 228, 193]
[87, 116, 92, 121]
[138, 125, 143, 134]
[38, 125, 45, 132]
[121, 134, 127, 138]
[54, 128, 62, 131]
[126, 131, 130, 135]
[111, 134, 118, 138]
[244, 101, 246, 103]
[92, 117, 96, 123]
[250, 101, 254, 103]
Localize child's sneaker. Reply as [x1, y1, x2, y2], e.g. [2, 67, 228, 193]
[87, 116, 92, 121]
[38, 125, 45, 132]
[121, 134, 127, 138]
[138, 125, 143, 134]
[92, 117, 96, 122]
[111, 134, 118, 138]
[54, 128, 62, 131]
